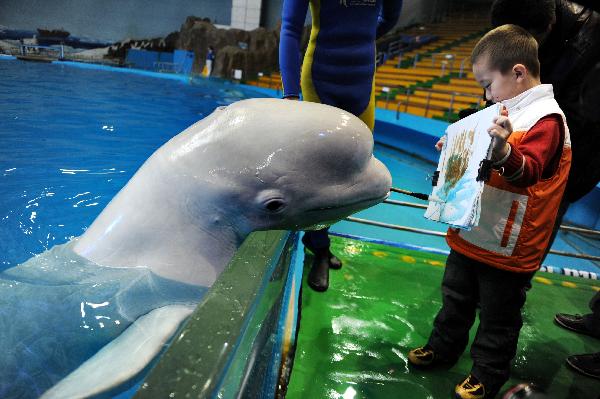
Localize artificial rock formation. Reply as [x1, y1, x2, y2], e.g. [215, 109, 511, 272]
[177, 17, 280, 78]
[106, 16, 310, 79]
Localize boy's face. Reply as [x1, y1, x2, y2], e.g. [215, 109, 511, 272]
[472, 57, 522, 103]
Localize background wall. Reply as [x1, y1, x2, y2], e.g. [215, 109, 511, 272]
[260, 0, 453, 31]
[0, 0, 487, 43]
[0, 0, 232, 42]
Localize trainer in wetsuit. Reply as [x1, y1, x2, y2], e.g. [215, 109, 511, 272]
[279, 0, 402, 291]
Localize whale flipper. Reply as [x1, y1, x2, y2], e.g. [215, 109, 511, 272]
[41, 304, 195, 399]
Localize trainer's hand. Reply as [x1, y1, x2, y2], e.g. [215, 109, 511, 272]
[488, 107, 512, 160]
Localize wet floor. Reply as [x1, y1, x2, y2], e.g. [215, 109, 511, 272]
[286, 236, 600, 398]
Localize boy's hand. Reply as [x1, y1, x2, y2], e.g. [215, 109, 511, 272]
[435, 135, 447, 151]
[488, 107, 512, 160]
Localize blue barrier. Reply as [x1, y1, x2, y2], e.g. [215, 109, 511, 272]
[125, 49, 194, 74]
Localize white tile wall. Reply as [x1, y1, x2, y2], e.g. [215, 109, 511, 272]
[230, 0, 262, 30]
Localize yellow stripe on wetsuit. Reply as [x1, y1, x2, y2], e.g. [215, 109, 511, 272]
[300, 0, 376, 131]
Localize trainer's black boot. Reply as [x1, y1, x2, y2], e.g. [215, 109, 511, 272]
[307, 249, 330, 292]
[302, 235, 343, 270]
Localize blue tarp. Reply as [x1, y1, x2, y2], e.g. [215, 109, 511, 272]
[173, 50, 194, 75]
[125, 49, 194, 74]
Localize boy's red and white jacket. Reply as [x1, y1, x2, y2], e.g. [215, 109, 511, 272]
[447, 84, 572, 273]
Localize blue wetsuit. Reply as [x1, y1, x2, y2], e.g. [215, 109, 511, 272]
[280, 0, 402, 130]
[280, 0, 401, 252]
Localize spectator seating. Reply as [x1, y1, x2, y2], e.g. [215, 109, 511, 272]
[244, 15, 490, 122]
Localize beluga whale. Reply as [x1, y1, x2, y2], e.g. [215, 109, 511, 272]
[0, 98, 391, 398]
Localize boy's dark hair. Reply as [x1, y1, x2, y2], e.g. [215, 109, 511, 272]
[471, 24, 541, 77]
[490, 0, 556, 34]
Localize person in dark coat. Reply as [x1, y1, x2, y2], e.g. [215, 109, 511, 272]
[491, 0, 600, 381]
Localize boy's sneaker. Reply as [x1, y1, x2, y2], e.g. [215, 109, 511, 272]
[408, 344, 436, 366]
[455, 374, 485, 399]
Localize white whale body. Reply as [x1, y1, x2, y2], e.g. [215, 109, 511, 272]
[0, 98, 391, 398]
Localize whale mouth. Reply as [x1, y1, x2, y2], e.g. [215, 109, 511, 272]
[306, 192, 390, 213]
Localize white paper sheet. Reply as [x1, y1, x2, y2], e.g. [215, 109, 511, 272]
[425, 104, 502, 229]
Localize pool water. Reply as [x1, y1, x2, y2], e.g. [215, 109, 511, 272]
[0, 60, 266, 271]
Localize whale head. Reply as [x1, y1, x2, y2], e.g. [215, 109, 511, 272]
[166, 98, 391, 233]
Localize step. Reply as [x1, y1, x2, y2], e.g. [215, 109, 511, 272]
[411, 89, 484, 105]
[375, 100, 446, 118]
[431, 84, 484, 95]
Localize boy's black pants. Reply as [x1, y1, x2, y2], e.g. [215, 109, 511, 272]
[427, 250, 533, 392]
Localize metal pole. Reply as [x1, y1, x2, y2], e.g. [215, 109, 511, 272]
[560, 225, 600, 237]
[447, 93, 455, 121]
[385, 88, 391, 109]
[424, 91, 432, 118]
[459, 58, 466, 78]
[345, 216, 600, 261]
[383, 199, 428, 209]
[547, 250, 600, 262]
[346, 216, 447, 237]
[382, 199, 600, 235]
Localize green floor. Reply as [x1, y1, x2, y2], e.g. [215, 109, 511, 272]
[286, 236, 600, 398]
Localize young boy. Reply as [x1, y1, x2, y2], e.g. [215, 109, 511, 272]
[408, 25, 571, 399]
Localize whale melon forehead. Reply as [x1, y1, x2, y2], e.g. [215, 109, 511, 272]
[220, 102, 373, 179]
[225, 98, 370, 138]
[220, 98, 373, 156]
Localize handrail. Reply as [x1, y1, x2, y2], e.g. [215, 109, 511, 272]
[396, 53, 403, 68]
[19, 44, 65, 59]
[561, 225, 600, 237]
[394, 87, 483, 120]
[346, 216, 600, 262]
[458, 57, 469, 78]
[347, 216, 447, 237]
[424, 90, 432, 118]
[153, 61, 182, 74]
[447, 92, 456, 121]
[410, 87, 484, 102]
[384, 199, 600, 237]
[384, 199, 427, 209]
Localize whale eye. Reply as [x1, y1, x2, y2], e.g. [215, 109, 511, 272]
[264, 198, 286, 213]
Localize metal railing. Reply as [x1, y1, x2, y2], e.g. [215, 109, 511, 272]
[458, 57, 469, 78]
[395, 88, 484, 121]
[254, 72, 282, 95]
[153, 61, 182, 74]
[18, 44, 65, 59]
[346, 195, 600, 263]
